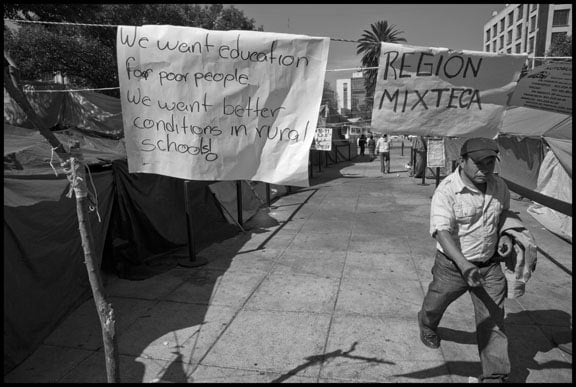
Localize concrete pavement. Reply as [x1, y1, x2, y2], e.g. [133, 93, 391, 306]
[5, 143, 572, 383]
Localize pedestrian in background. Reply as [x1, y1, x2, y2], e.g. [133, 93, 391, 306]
[375, 134, 391, 174]
[417, 138, 514, 383]
[358, 134, 367, 156]
[367, 135, 376, 161]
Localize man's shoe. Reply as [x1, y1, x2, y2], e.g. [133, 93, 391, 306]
[420, 329, 441, 349]
[418, 311, 440, 349]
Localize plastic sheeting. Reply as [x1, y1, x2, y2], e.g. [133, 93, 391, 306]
[3, 171, 114, 374]
[4, 124, 126, 178]
[497, 135, 545, 191]
[527, 151, 572, 242]
[4, 83, 123, 139]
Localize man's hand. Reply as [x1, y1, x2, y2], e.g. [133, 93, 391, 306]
[498, 234, 513, 258]
[462, 264, 484, 287]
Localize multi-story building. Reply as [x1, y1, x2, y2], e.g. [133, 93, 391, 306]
[336, 72, 369, 117]
[350, 71, 367, 117]
[482, 4, 572, 65]
[336, 78, 351, 116]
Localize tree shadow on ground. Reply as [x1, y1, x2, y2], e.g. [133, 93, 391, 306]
[394, 309, 572, 382]
[270, 341, 395, 383]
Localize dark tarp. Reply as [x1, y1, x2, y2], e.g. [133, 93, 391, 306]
[110, 159, 239, 268]
[3, 171, 115, 374]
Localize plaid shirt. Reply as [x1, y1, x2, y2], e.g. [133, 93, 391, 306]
[430, 168, 510, 263]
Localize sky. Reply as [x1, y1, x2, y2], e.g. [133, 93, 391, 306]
[230, 4, 505, 87]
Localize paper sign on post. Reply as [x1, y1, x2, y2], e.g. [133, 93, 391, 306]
[311, 127, 332, 151]
[371, 43, 526, 138]
[509, 61, 572, 115]
[117, 25, 329, 187]
[427, 138, 445, 168]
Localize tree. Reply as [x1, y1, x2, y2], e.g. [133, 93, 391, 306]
[546, 34, 572, 57]
[3, 4, 263, 97]
[356, 21, 406, 111]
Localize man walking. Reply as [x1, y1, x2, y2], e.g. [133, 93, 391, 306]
[417, 138, 514, 383]
[375, 134, 391, 174]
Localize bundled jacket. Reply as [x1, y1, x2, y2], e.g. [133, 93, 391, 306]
[499, 210, 538, 298]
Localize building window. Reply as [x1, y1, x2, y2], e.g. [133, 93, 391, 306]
[485, 44, 490, 52]
[530, 4, 537, 12]
[493, 24, 498, 35]
[508, 11, 514, 26]
[516, 24, 522, 40]
[500, 36, 504, 50]
[500, 18, 505, 31]
[552, 9, 570, 26]
[528, 36, 534, 53]
[515, 43, 522, 53]
[530, 15, 536, 32]
[507, 30, 513, 45]
[486, 30, 491, 41]
[517, 5, 523, 20]
[506, 48, 512, 54]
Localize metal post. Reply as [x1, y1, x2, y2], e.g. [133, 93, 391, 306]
[266, 183, 271, 207]
[178, 181, 208, 267]
[418, 153, 429, 186]
[401, 140, 404, 156]
[318, 150, 322, 172]
[236, 180, 243, 226]
[435, 167, 440, 187]
[348, 142, 351, 161]
[335, 145, 338, 164]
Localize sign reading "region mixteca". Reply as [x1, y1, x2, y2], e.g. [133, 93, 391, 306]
[117, 25, 329, 187]
[371, 43, 526, 138]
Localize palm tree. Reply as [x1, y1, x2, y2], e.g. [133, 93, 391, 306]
[356, 21, 406, 107]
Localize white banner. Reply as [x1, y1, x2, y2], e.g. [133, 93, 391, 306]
[371, 43, 526, 138]
[509, 61, 572, 115]
[117, 25, 329, 187]
[311, 127, 332, 151]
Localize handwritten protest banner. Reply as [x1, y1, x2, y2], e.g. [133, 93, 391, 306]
[117, 25, 329, 187]
[311, 127, 332, 151]
[509, 61, 572, 115]
[371, 43, 526, 138]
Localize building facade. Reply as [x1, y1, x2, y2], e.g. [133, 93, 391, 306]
[482, 4, 572, 64]
[336, 72, 369, 117]
[336, 78, 351, 116]
[350, 71, 367, 117]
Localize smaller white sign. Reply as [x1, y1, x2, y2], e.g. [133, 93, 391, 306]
[427, 138, 445, 168]
[311, 127, 332, 151]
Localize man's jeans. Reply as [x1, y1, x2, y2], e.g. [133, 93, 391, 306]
[419, 251, 510, 382]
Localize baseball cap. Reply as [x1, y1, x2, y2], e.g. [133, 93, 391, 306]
[460, 138, 499, 162]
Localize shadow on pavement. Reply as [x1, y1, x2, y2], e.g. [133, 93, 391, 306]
[271, 342, 395, 383]
[398, 309, 572, 382]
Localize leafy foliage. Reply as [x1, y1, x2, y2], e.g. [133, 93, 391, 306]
[4, 4, 263, 97]
[546, 34, 572, 57]
[356, 21, 406, 106]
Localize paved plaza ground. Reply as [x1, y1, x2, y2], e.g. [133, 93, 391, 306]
[5, 143, 572, 383]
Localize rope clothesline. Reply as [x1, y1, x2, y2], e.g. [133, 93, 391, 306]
[6, 18, 571, 94]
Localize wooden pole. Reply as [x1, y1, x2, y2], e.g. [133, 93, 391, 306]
[4, 51, 120, 383]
